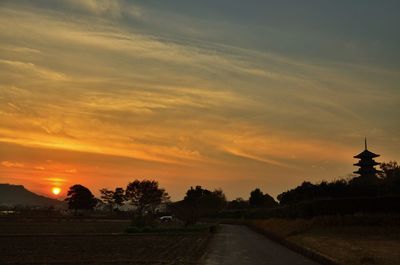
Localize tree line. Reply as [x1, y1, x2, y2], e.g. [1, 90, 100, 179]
[277, 161, 400, 205]
[65, 161, 400, 222]
[64, 180, 278, 225]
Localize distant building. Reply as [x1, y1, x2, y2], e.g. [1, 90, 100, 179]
[353, 138, 381, 182]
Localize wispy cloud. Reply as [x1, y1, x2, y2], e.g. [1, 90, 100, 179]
[0, 1, 399, 199]
[1, 161, 24, 168]
[65, 168, 77, 174]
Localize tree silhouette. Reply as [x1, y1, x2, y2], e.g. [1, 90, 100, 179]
[249, 188, 264, 207]
[173, 186, 226, 226]
[100, 188, 114, 211]
[65, 184, 97, 213]
[277, 161, 400, 206]
[100, 187, 125, 211]
[249, 188, 278, 208]
[113, 187, 125, 210]
[227, 197, 249, 209]
[125, 180, 169, 217]
[380, 161, 400, 194]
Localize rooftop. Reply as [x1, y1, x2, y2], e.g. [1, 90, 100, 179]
[354, 138, 380, 159]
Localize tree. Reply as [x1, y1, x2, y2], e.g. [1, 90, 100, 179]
[249, 188, 264, 207]
[65, 184, 97, 213]
[209, 188, 227, 211]
[172, 186, 226, 226]
[125, 180, 169, 217]
[263, 193, 279, 208]
[249, 188, 278, 208]
[380, 161, 400, 180]
[227, 197, 249, 209]
[276, 162, 400, 205]
[380, 161, 400, 194]
[100, 188, 114, 211]
[113, 187, 125, 209]
[100, 187, 126, 211]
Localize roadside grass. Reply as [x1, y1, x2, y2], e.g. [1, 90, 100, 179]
[249, 215, 400, 265]
[291, 226, 400, 265]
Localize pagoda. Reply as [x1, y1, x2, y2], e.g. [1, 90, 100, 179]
[353, 138, 381, 181]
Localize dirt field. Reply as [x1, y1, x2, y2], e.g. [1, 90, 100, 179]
[0, 217, 210, 265]
[0, 217, 131, 234]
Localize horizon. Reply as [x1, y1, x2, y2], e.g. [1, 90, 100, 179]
[0, 1, 399, 200]
[0, 140, 393, 202]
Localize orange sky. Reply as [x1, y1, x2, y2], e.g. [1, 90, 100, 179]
[0, 1, 399, 200]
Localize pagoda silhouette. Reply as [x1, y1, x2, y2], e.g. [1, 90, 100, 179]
[353, 138, 381, 182]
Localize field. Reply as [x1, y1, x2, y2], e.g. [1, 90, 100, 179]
[0, 217, 210, 265]
[249, 216, 400, 265]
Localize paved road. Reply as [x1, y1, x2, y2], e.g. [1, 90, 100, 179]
[204, 225, 319, 265]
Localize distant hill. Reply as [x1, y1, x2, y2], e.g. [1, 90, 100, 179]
[0, 184, 65, 208]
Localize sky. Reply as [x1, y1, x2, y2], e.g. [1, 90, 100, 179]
[0, 0, 399, 200]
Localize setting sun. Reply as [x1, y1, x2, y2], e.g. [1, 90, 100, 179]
[51, 187, 61, 195]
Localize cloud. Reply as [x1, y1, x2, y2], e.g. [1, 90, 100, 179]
[0, 45, 41, 54]
[0, 3, 398, 166]
[61, 0, 143, 18]
[63, 0, 122, 16]
[0, 1, 399, 200]
[0, 59, 67, 81]
[1, 161, 24, 168]
[65, 169, 77, 173]
[221, 147, 292, 168]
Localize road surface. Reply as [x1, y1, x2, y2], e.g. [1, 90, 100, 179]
[204, 225, 319, 265]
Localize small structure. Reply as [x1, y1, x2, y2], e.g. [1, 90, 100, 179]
[353, 138, 381, 182]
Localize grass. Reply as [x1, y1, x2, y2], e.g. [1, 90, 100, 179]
[249, 215, 400, 265]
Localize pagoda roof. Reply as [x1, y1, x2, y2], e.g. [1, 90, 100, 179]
[353, 168, 382, 174]
[354, 138, 380, 158]
[353, 160, 380, 166]
[354, 149, 380, 159]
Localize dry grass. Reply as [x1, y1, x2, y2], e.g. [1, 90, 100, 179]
[250, 216, 400, 265]
[250, 218, 313, 237]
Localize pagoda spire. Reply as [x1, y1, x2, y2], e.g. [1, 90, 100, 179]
[353, 139, 381, 181]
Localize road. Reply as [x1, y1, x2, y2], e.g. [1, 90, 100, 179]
[203, 225, 319, 265]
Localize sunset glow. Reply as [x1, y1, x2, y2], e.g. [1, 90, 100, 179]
[51, 187, 61, 196]
[0, 1, 399, 200]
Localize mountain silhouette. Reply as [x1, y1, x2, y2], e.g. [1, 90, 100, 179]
[0, 184, 65, 207]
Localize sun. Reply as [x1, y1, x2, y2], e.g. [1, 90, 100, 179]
[51, 187, 61, 195]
